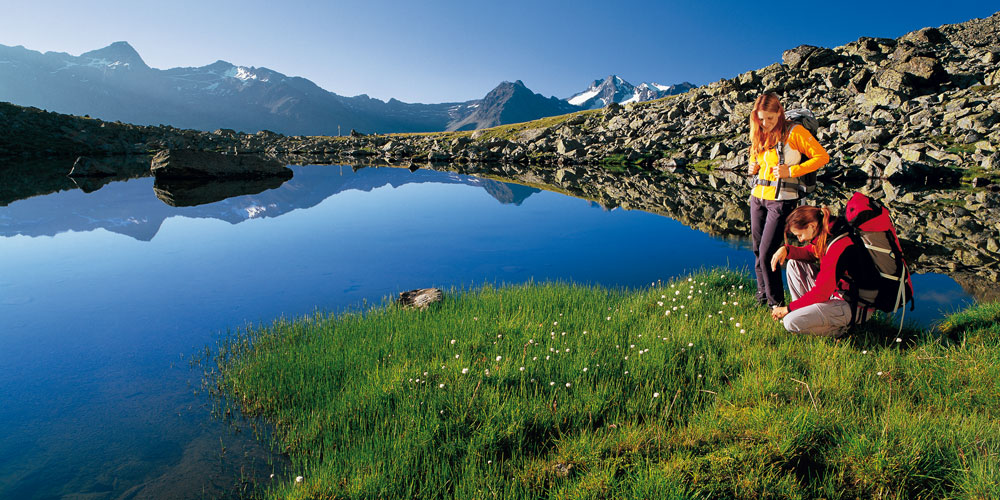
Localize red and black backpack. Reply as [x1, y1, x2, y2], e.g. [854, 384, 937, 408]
[840, 192, 915, 328]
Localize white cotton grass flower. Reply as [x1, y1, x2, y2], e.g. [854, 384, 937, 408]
[461, 368, 469, 374]
[583, 367, 588, 372]
[295, 476, 304, 483]
[877, 371, 884, 376]
[439, 383, 445, 388]
[653, 392, 660, 398]
[496, 355, 503, 361]
[450, 339, 456, 345]
[550, 381, 555, 386]
[520, 366, 525, 371]
[688, 343, 694, 347]
[896, 337, 902, 343]
[455, 354, 460, 359]
[565, 383, 571, 388]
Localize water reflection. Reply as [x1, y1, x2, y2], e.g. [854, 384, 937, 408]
[0, 161, 989, 499]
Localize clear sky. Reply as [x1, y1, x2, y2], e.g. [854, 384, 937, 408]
[1, 1, 996, 103]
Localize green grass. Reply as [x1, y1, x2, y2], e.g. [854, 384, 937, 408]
[212, 270, 1000, 499]
[690, 159, 721, 173]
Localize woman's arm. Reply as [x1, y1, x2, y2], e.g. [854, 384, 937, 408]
[787, 125, 830, 177]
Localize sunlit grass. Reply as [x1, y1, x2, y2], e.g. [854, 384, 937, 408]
[213, 270, 1000, 499]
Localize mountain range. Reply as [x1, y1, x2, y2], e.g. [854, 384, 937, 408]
[0, 41, 691, 135]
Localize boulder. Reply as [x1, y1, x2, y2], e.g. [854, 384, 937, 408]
[782, 45, 842, 71]
[556, 138, 583, 155]
[985, 68, 1000, 86]
[151, 150, 291, 179]
[398, 288, 443, 310]
[901, 27, 948, 46]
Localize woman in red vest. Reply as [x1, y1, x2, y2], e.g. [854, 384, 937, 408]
[769, 205, 869, 337]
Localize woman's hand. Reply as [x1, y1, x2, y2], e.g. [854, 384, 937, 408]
[770, 163, 791, 179]
[770, 246, 788, 271]
[771, 306, 789, 320]
[747, 162, 760, 175]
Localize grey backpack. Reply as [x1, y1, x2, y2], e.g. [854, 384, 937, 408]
[770, 109, 821, 200]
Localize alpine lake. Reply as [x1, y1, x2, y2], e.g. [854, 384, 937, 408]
[0, 157, 994, 499]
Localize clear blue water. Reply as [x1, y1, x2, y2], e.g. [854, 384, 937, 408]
[0, 164, 976, 498]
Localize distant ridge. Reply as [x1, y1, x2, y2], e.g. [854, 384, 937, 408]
[0, 41, 691, 135]
[446, 80, 581, 131]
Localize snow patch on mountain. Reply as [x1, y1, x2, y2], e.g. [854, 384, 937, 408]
[568, 88, 600, 106]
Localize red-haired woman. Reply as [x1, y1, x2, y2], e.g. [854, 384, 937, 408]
[748, 93, 829, 308]
[769, 206, 870, 336]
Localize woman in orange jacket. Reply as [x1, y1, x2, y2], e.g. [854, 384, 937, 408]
[747, 93, 829, 308]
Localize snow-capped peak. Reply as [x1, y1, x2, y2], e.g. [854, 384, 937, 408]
[566, 75, 693, 109]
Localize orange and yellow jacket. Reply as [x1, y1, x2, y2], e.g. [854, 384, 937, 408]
[750, 124, 829, 201]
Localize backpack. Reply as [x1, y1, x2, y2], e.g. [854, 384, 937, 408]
[839, 191, 915, 332]
[758, 109, 822, 201]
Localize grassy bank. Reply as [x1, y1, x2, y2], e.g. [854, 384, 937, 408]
[213, 270, 1000, 499]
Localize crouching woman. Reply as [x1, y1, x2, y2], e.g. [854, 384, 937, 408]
[769, 205, 870, 337]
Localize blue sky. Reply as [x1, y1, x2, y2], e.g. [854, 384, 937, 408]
[1, 1, 996, 103]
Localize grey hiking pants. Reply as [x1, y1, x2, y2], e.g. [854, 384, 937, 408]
[750, 195, 798, 307]
[782, 260, 855, 337]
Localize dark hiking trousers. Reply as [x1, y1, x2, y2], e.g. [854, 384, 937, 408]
[750, 195, 798, 307]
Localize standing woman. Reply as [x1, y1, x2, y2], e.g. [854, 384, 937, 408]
[747, 93, 829, 308]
